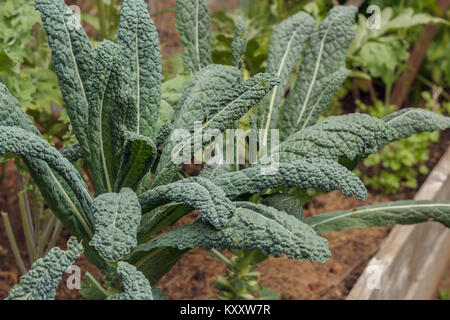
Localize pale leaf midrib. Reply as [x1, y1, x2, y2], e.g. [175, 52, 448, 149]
[58, 9, 89, 110]
[296, 12, 344, 128]
[98, 67, 113, 193]
[309, 203, 450, 227]
[46, 164, 93, 237]
[195, 0, 201, 70]
[262, 24, 304, 145]
[203, 82, 260, 129]
[238, 206, 317, 245]
[300, 74, 336, 128]
[169, 81, 262, 166]
[385, 109, 415, 124]
[135, 11, 141, 135]
[108, 195, 121, 255]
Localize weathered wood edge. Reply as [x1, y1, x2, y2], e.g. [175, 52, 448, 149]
[347, 146, 450, 300]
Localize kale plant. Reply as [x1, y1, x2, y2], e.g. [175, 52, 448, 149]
[175, 1, 450, 299]
[1, 0, 450, 300]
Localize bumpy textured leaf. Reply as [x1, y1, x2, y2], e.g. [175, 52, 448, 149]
[0, 83, 40, 134]
[158, 73, 278, 170]
[88, 41, 122, 194]
[151, 164, 180, 189]
[175, 0, 212, 72]
[231, 16, 248, 69]
[60, 142, 83, 162]
[90, 188, 141, 262]
[6, 237, 83, 300]
[0, 83, 93, 244]
[257, 11, 315, 136]
[137, 202, 330, 262]
[168, 64, 241, 137]
[151, 288, 167, 300]
[276, 111, 450, 164]
[107, 262, 153, 300]
[0, 126, 94, 232]
[203, 73, 280, 132]
[275, 113, 393, 163]
[213, 158, 367, 200]
[154, 64, 241, 185]
[383, 108, 450, 141]
[154, 122, 174, 150]
[199, 163, 231, 179]
[117, 0, 162, 138]
[280, 6, 356, 139]
[134, 128, 162, 192]
[262, 194, 304, 221]
[29, 160, 89, 239]
[154, 72, 277, 188]
[139, 177, 235, 228]
[35, 0, 95, 156]
[306, 201, 450, 235]
[115, 132, 157, 191]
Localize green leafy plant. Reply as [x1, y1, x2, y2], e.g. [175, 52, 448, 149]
[349, 6, 449, 104]
[0, 0, 70, 278]
[81, 0, 122, 40]
[210, 0, 331, 76]
[0, 0, 69, 140]
[2, 0, 450, 301]
[189, 2, 450, 299]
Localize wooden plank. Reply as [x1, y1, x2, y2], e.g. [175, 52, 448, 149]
[347, 146, 450, 300]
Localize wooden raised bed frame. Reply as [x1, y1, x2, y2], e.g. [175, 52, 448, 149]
[347, 146, 450, 300]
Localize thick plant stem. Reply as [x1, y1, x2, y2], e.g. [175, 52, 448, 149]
[44, 220, 63, 256]
[38, 214, 56, 257]
[214, 249, 272, 300]
[32, 196, 41, 251]
[1, 212, 27, 274]
[17, 175, 34, 237]
[86, 271, 109, 296]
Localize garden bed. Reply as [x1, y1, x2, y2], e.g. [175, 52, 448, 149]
[1, 129, 449, 300]
[348, 142, 450, 300]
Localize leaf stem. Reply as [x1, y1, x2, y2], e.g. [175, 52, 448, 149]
[44, 220, 63, 256]
[1, 211, 27, 274]
[38, 214, 56, 257]
[209, 249, 232, 266]
[85, 271, 109, 297]
[18, 191, 37, 263]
